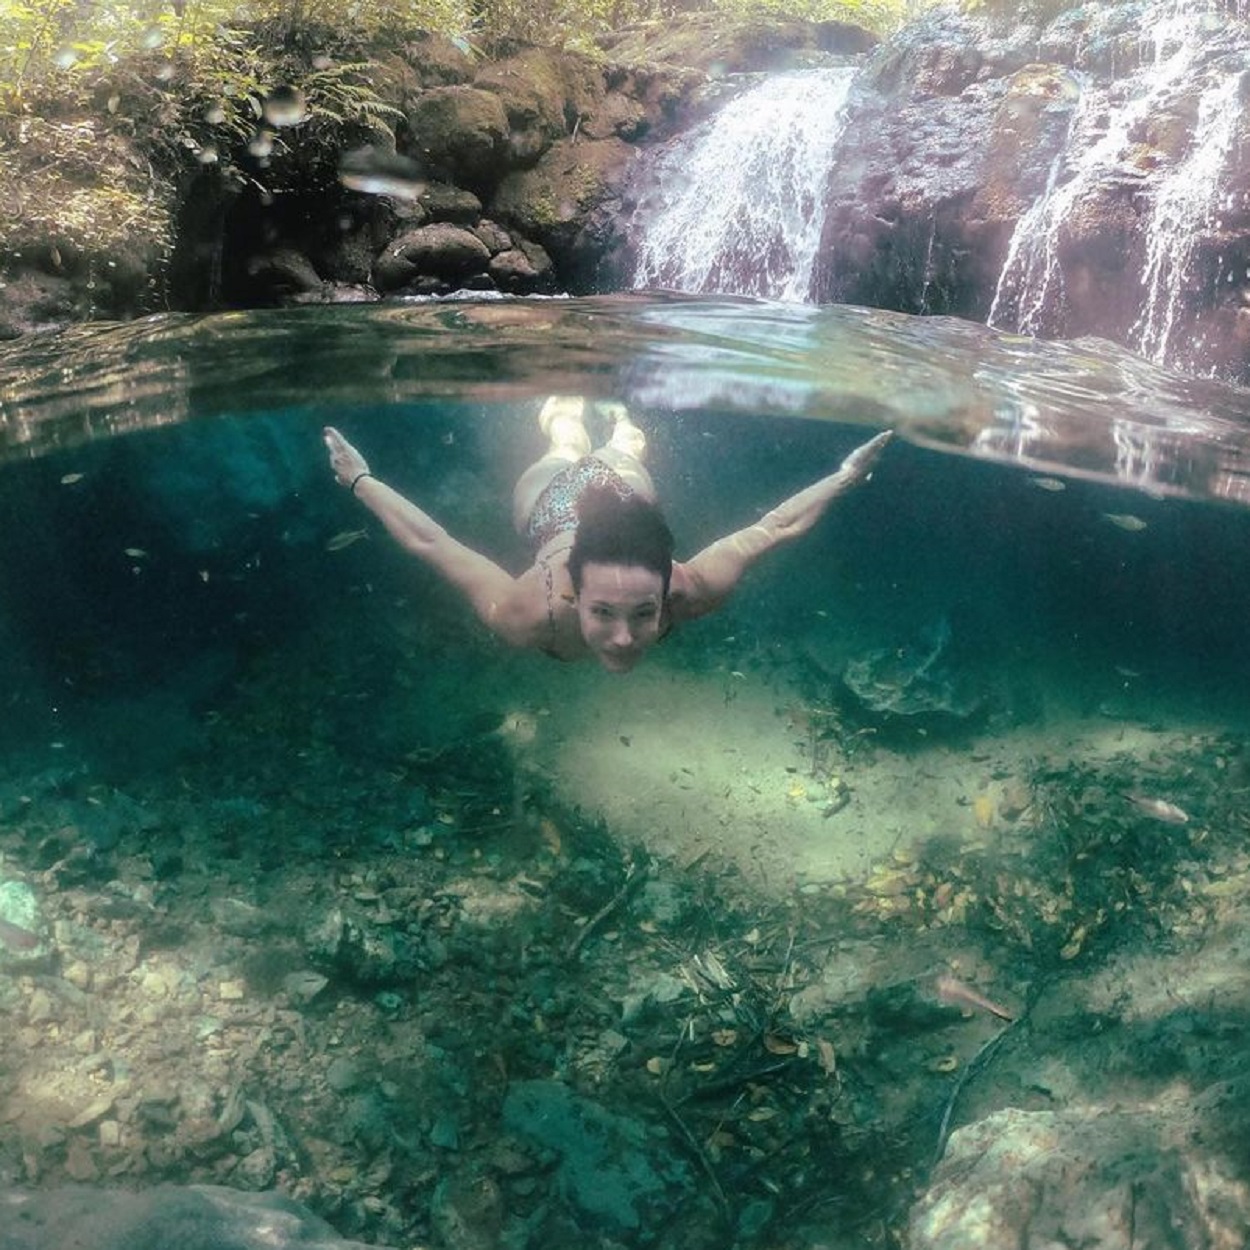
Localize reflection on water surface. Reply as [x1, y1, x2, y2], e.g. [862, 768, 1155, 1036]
[4, 293, 1250, 506]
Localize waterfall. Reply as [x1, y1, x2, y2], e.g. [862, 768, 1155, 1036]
[630, 68, 855, 303]
[988, 0, 1240, 353]
[1133, 70, 1244, 364]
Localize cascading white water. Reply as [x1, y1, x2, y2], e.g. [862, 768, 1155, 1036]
[988, 0, 1243, 359]
[630, 68, 855, 303]
[1133, 70, 1244, 363]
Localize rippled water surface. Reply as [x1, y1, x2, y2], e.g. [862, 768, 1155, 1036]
[4, 293, 1250, 505]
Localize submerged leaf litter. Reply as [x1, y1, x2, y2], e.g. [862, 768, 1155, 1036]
[2, 600, 1250, 1248]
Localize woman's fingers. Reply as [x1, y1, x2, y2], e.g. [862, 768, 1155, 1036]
[323, 427, 367, 485]
[838, 429, 893, 483]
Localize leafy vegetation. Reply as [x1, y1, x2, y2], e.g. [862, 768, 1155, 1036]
[1, 0, 928, 112]
[0, 0, 933, 291]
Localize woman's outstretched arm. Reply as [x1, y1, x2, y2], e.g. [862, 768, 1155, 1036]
[670, 430, 892, 620]
[324, 426, 533, 642]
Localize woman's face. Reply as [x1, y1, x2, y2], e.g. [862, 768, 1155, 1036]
[575, 562, 665, 672]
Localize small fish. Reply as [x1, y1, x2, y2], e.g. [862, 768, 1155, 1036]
[325, 528, 368, 552]
[124, 547, 149, 559]
[0, 916, 40, 951]
[935, 973, 1015, 1022]
[1029, 475, 1066, 492]
[60, 472, 84, 485]
[1103, 512, 1148, 532]
[1124, 793, 1190, 825]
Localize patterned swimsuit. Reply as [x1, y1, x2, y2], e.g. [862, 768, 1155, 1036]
[524, 456, 634, 550]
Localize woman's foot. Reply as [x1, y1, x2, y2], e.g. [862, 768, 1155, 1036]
[604, 406, 646, 462]
[538, 396, 591, 457]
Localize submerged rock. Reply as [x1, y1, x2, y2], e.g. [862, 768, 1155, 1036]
[842, 618, 982, 723]
[910, 1098, 1250, 1250]
[0, 879, 48, 968]
[502, 1079, 693, 1240]
[0, 1184, 389, 1250]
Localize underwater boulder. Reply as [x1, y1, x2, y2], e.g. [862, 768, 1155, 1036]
[0, 1184, 389, 1250]
[910, 1099, 1250, 1249]
[841, 619, 983, 724]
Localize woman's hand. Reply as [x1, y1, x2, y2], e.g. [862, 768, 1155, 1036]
[826, 429, 893, 496]
[324, 426, 370, 488]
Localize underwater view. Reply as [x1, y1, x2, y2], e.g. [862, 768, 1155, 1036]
[5, 293, 1250, 1248]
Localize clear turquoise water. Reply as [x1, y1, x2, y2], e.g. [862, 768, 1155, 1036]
[3, 294, 1250, 1247]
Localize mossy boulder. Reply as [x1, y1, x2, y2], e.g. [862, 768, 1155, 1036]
[491, 135, 636, 281]
[374, 222, 493, 291]
[475, 48, 607, 163]
[404, 86, 512, 196]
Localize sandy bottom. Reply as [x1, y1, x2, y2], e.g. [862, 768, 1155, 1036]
[468, 644, 1217, 892]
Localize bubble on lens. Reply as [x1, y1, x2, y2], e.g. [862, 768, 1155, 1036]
[312, 54, 332, 70]
[142, 27, 165, 50]
[205, 103, 226, 124]
[248, 129, 274, 158]
[155, 61, 175, 82]
[197, 144, 219, 165]
[262, 85, 308, 127]
[53, 46, 78, 69]
[338, 145, 428, 200]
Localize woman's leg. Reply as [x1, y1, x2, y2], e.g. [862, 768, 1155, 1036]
[512, 396, 592, 532]
[591, 401, 656, 501]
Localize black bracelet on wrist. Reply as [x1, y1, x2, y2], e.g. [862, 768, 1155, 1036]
[350, 471, 374, 495]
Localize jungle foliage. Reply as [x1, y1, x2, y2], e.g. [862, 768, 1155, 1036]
[2, 0, 930, 110]
[0, 0, 931, 265]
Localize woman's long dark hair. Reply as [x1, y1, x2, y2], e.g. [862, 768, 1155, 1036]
[568, 485, 674, 596]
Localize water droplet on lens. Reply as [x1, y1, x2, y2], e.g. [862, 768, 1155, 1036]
[248, 129, 274, 158]
[197, 144, 219, 164]
[262, 85, 307, 127]
[337, 145, 428, 200]
[53, 46, 78, 69]
[143, 27, 165, 49]
[205, 103, 226, 124]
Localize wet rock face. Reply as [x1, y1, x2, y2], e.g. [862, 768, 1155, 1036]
[813, 5, 1250, 378]
[815, 12, 1048, 320]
